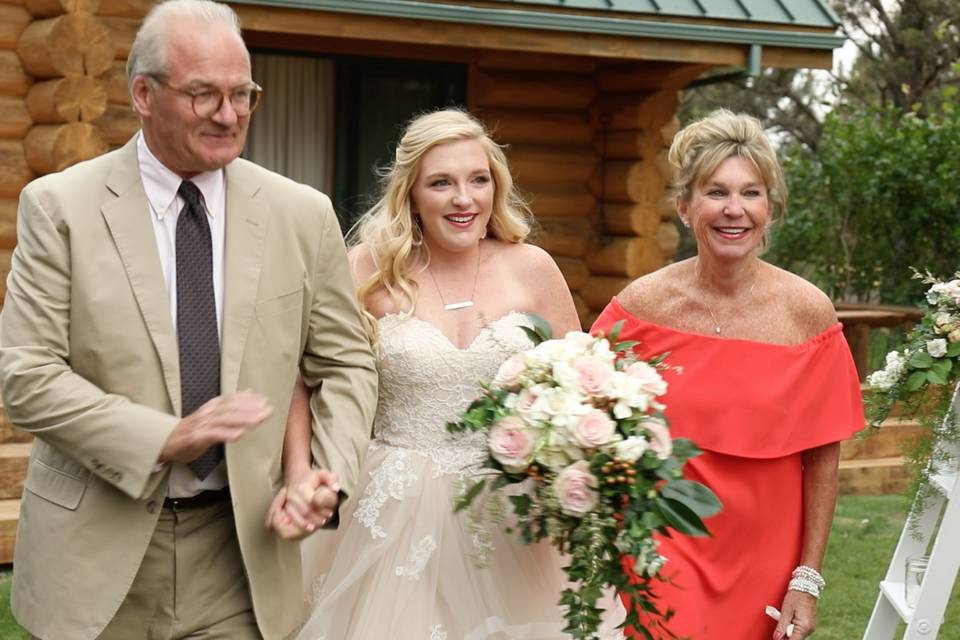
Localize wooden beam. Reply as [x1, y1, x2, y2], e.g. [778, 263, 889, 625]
[0, 96, 32, 139]
[473, 70, 595, 110]
[0, 139, 32, 199]
[24, 122, 107, 174]
[0, 50, 33, 96]
[24, 0, 101, 17]
[0, 4, 31, 49]
[16, 13, 114, 78]
[478, 108, 593, 146]
[233, 5, 763, 67]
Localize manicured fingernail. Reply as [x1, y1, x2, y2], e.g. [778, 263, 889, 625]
[773, 631, 783, 640]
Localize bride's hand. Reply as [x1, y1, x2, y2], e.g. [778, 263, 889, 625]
[266, 487, 311, 540]
[282, 468, 341, 533]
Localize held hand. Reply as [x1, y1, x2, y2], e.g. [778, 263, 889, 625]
[774, 590, 817, 640]
[266, 488, 311, 540]
[281, 468, 341, 534]
[159, 391, 273, 464]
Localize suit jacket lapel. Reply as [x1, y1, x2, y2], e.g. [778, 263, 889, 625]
[221, 161, 268, 395]
[100, 138, 182, 414]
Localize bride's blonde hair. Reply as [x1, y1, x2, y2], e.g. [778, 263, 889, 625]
[350, 108, 531, 339]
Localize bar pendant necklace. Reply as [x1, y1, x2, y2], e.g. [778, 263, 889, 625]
[428, 246, 481, 311]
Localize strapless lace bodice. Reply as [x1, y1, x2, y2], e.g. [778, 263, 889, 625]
[371, 311, 531, 475]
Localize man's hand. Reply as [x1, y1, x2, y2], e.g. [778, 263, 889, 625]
[283, 469, 340, 533]
[159, 391, 272, 464]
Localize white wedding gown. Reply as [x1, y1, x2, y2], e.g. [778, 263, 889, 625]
[297, 312, 624, 639]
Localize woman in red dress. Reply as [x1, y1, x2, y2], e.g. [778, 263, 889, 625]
[591, 110, 864, 640]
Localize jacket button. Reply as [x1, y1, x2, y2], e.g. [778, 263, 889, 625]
[146, 500, 159, 514]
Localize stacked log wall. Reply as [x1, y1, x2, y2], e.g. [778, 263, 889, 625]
[471, 53, 600, 323]
[578, 63, 709, 326]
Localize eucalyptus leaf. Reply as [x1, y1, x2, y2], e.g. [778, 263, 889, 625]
[661, 479, 723, 518]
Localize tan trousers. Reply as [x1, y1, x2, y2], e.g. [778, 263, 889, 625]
[97, 500, 260, 640]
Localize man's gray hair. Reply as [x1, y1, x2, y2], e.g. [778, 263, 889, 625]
[126, 0, 245, 92]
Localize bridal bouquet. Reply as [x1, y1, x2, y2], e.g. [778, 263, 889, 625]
[867, 271, 960, 520]
[447, 317, 721, 640]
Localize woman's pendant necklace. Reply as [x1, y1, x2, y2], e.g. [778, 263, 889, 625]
[428, 245, 482, 311]
[700, 271, 759, 336]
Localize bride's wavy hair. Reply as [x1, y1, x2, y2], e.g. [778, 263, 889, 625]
[668, 108, 787, 249]
[349, 108, 532, 340]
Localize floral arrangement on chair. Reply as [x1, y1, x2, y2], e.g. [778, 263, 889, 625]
[866, 271, 960, 522]
[447, 316, 721, 639]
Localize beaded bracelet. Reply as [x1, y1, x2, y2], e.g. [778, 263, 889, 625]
[788, 565, 826, 599]
[793, 565, 826, 588]
[788, 576, 821, 599]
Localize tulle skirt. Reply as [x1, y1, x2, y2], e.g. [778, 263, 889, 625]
[297, 443, 624, 639]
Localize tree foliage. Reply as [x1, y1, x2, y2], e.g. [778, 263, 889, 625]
[766, 103, 960, 305]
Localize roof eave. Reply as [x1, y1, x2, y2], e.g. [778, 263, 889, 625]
[231, 0, 845, 51]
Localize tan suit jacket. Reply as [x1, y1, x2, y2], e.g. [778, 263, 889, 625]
[0, 137, 378, 640]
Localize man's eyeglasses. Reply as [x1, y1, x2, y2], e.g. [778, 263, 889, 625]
[148, 76, 262, 118]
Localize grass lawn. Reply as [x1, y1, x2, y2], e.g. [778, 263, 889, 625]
[0, 495, 958, 638]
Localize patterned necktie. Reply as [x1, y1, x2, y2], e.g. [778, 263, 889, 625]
[176, 181, 223, 480]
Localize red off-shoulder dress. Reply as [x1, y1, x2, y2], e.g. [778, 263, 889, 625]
[591, 298, 865, 639]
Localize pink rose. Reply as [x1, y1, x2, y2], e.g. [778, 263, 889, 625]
[625, 362, 668, 397]
[489, 417, 535, 473]
[573, 356, 612, 397]
[494, 354, 527, 389]
[569, 409, 616, 449]
[640, 419, 672, 460]
[554, 461, 599, 517]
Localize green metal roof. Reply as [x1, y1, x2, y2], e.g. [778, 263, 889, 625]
[233, 0, 844, 50]
[485, 1, 839, 29]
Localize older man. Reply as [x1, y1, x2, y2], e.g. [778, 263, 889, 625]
[0, 1, 377, 638]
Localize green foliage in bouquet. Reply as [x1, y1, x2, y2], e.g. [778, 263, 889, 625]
[447, 316, 721, 639]
[866, 270, 960, 531]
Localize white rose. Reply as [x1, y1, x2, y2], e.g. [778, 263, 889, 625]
[494, 353, 527, 389]
[568, 409, 617, 449]
[625, 361, 668, 397]
[927, 338, 948, 358]
[640, 418, 672, 460]
[552, 361, 581, 392]
[867, 369, 896, 390]
[554, 461, 599, 518]
[573, 355, 613, 397]
[563, 331, 595, 349]
[535, 429, 583, 471]
[488, 417, 537, 473]
[615, 436, 649, 462]
[951, 329, 960, 343]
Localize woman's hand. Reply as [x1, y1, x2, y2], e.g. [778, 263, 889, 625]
[266, 487, 310, 540]
[774, 589, 817, 639]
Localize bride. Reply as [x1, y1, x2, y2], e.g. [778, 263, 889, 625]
[270, 108, 621, 638]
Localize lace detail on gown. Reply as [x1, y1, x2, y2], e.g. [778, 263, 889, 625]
[370, 313, 530, 476]
[298, 312, 626, 639]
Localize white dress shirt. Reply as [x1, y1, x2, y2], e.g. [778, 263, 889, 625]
[137, 133, 228, 496]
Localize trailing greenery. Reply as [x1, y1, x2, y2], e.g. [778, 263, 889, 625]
[767, 102, 960, 305]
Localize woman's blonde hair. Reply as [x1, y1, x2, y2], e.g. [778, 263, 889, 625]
[668, 109, 787, 242]
[350, 108, 531, 337]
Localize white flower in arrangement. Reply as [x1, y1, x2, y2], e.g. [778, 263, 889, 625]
[551, 361, 581, 392]
[927, 338, 948, 358]
[494, 353, 528, 389]
[614, 435, 650, 462]
[568, 409, 618, 449]
[562, 331, 595, 350]
[535, 429, 583, 471]
[488, 417, 537, 473]
[868, 350, 908, 390]
[640, 418, 673, 460]
[950, 329, 960, 344]
[554, 461, 599, 517]
[625, 361, 669, 397]
[513, 386, 549, 424]
[929, 280, 960, 306]
[572, 355, 613, 397]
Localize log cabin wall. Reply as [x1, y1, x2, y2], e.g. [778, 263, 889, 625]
[471, 52, 599, 325]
